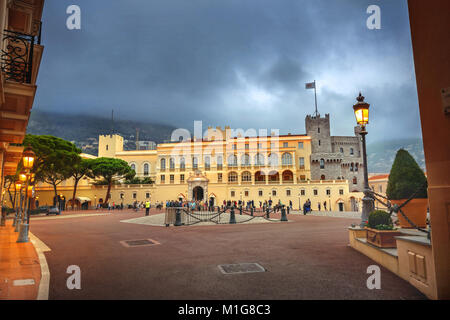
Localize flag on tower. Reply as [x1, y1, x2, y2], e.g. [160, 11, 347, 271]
[305, 82, 315, 89]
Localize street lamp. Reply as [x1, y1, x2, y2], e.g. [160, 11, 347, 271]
[17, 148, 35, 243]
[353, 93, 375, 227]
[13, 181, 22, 231]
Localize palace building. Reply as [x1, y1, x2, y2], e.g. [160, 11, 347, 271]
[31, 114, 365, 212]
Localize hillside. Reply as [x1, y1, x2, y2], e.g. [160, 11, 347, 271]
[367, 138, 425, 174]
[27, 110, 177, 155]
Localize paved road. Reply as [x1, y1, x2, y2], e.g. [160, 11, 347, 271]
[29, 209, 425, 300]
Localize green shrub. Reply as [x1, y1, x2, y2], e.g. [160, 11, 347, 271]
[367, 210, 393, 229]
[386, 149, 427, 200]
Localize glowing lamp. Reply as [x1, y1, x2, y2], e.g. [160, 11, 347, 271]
[22, 148, 35, 170]
[19, 173, 27, 182]
[15, 182, 22, 190]
[353, 92, 370, 127]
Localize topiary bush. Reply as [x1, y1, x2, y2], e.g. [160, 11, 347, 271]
[386, 149, 427, 200]
[367, 210, 394, 230]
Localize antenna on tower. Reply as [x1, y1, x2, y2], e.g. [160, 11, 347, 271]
[136, 128, 140, 150]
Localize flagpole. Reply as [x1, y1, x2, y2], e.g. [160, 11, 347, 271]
[314, 80, 318, 116]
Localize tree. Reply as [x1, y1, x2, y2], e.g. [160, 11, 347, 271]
[68, 158, 93, 210]
[23, 134, 81, 202]
[88, 157, 134, 205]
[386, 149, 428, 200]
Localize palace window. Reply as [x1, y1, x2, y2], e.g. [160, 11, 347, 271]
[160, 175, 165, 183]
[120, 193, 124, 199]
[321, 175, 326, 180]
[339, 189, 344, 195]
[241, 154, 251, 166]
[170, 175, 174, 184]
[272, 190, 277, 196]
[133, 192, 137, 199]
[205, 156, 211, 170]
[244, 191, 249, 197]
[169, 158, 175, 169]
[350, 148, 354, 155]
[313, 189, 318, 196]
[268, 153, 278, 167]
[320, 159, 325, 169]
[255, 153, 265, 166]
[301, 189, 306, 196]
[286, 189, 291, 196]
[192, 157, 198, 169]
[298, 142, 304, 149]
[300, 175, 306, 181]
[326, 189, 331, 196]
[217, 155, 223, 170]
[146, 193, 150, 199]
[353, 177, 357, 184]
[283, 142, 288, 148]
[231, 191, 235, 197]
[299, 157, 305, 169]
[180, 157, 185, 170]
[143, 163, 149, 176]
[258, 190, 263, 197]
[340, 147, 344, 153]
[282, 153, 293, 165]
[242, 171, 252, 182]
[218, 173, 222, 182]
[227, 154, 238, 167]
[180, 174, 185, 183]
[319, 140, 321, 146]
[245, 143, 249, 150]
[228, 172, 238, 183]
[130, 163, 136, 172]
[160, 158, 166, 170]
[379, 185, 383, 193]
[355, 163, 358, 172]
[350, 163, 354, 172]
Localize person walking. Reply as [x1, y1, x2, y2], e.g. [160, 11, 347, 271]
[318, 203, 321, 211]
[145, 200, 150, 216]
[323, 201, 327, 211]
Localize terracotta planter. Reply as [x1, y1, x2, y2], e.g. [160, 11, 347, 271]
[365, 227, 403, 248]
[391, 198, 428, 228]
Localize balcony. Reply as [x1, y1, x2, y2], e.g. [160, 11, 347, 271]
[1, 29, 39, 84]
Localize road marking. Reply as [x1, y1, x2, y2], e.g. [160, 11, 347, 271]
[29, 232, 51, 300]
[13, 279, 35, 286]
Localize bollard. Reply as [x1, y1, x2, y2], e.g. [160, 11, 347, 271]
[287, 206, 290, 215]
[229, 206, 236, 224]
[281, 206, 288, 222]
[174, 208, 182, 226]
[250, 207, 254, 217]
[266, 207, 270, 219]
[217, 206, 220, 213]
[239, 206, 242, 215]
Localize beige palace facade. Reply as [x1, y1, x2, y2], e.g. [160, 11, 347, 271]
[32, 125, 364, 212]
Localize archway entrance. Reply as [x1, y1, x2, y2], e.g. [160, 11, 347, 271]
[193, 186, 204, 201]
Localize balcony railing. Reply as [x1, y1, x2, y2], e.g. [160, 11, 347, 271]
[1, 30, 36, 84]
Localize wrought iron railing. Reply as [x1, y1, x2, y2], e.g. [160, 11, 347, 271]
[1, 30, 36, 84]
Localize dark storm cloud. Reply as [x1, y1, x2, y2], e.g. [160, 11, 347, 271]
[34, 0, 421, 142]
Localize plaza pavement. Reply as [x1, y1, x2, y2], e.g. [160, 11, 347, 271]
[23, 208, 425, 300]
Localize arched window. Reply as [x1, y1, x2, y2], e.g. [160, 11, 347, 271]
[321, 175, 326, 180]
[340, 147, 344, 153]
[169, 157, 175, 169]
[268, 153, 279, 167]
[350, 148, 354, 155]
[160, 158, 166, 170]
[355, 163, 358, 172]
[143, 163, 149, 176]
[227, 154, 237, 167]
[241, 154, 250, 166]
[350, 163, 354, 172]
[228, 171, 238, 182]
[353, 177, 357, 184]
[255, 153, 265, 166]
[242, 171, 251, 182]
[180, 157, 185, 169]
[320, 159, 325, 169]
[130, 163, 136, 172]
[204, 156, 211, 169]
[192, 156, 198, 169]
[217, 155, 223, 165]
[281, 153, 292, 165]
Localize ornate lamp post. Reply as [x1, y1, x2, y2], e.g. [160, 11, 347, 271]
[353, 93, 375, 227]
[17, 148, 35, 243]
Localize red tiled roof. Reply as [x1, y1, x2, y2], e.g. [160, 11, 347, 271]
[369, 174, 389, 181]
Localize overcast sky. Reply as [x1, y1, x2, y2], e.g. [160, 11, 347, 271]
[35, 0, 422, 143]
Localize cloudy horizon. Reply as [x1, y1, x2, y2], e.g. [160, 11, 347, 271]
[34, 0, 422, 144]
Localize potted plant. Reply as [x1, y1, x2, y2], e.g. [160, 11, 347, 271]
[386, 149, 428, 228]
[365, 210, 402, 248]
